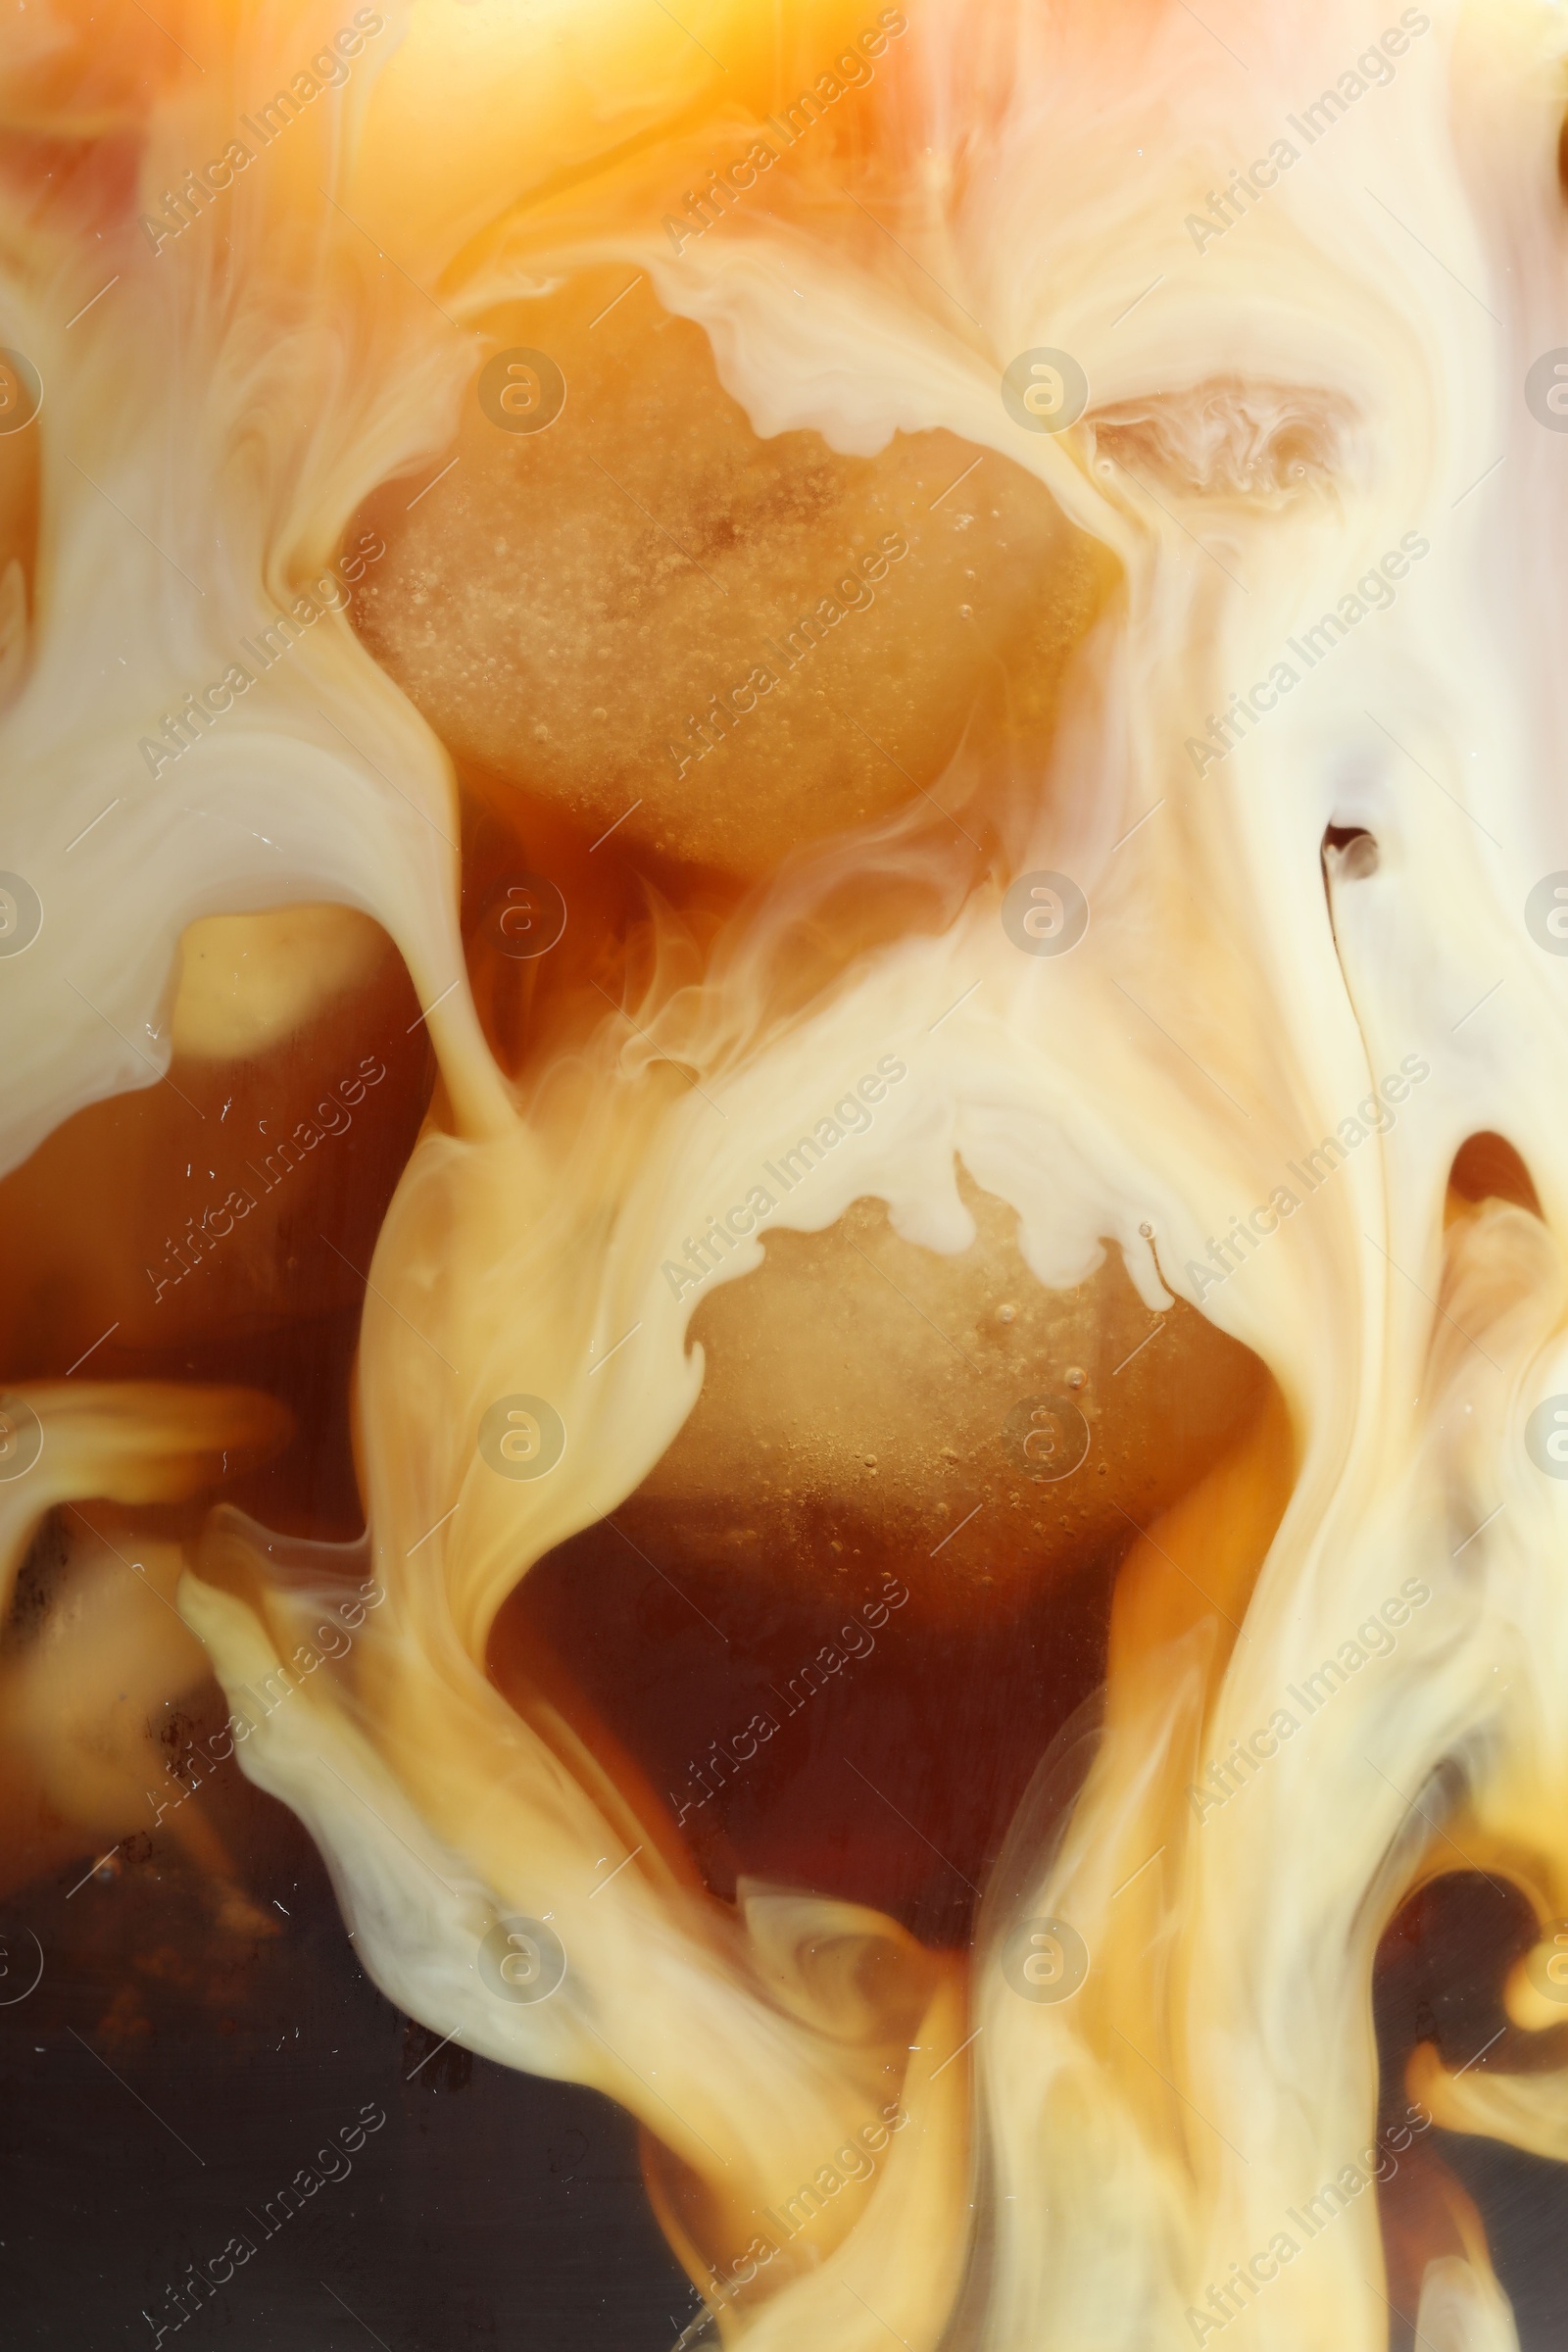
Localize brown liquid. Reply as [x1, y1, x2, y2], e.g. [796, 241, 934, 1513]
[353, 269, 1117, 880]
[0, 924, 433, 1539]
[1374, 1875, 1541, 2333]
[492, 1186, 1274, 1941]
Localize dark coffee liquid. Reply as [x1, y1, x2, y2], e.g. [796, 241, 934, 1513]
[494, 1193, 1274, 1944]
